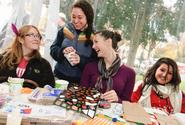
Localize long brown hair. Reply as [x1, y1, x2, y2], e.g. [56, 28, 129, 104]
[0, 25, 42, 70]
[72, 0, 94, 45]
[142, 57, 181, 91]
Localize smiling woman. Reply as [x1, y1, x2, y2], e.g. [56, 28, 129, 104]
[80, 30, 136, 103]
[131, 57, 185, 114]
[50, 0, 97, 85]
[0, 25, 55, 89]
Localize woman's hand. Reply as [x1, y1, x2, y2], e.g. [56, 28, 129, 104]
[63, 46, 80, 65]
[101, 90, 119, 103]
[70, 52, 80, 65]
[63, 46, 76, 54]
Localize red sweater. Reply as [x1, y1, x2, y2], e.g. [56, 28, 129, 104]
[131, 84, 185, 114]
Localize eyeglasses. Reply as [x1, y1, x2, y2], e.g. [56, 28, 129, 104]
[25, 33, 42, 40]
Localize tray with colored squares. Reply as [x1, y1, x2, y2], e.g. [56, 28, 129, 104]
[54, 85, 101, 118]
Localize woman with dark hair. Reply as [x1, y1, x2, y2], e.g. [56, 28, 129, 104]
[80, 30, 136, 103]
[50, 0, 96, 84]
[132, 57, 185, 114]
[0, 25, 55, 89]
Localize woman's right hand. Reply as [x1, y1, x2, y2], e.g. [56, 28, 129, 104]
[63, 46, 76, 54]
[63, 46, 80, 66]
[101, 90, 119, 103]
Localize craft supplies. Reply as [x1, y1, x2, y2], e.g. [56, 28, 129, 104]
[83, 116, 126, 125]
[54, 85, 101, 118]
[28, 87, 62, 105]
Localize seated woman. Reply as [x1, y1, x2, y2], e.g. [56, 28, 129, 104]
[131, 57, 185, 114]
[80, 30, 136, 103]
[0, 24, 55, 89]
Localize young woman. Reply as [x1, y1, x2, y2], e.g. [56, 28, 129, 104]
[50, 0, 96, 84]
[80, 30, 136, 103]
[0, 25, 55, 89]
[131, 57, 185, 114]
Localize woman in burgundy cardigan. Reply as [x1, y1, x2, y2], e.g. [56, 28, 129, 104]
[80, 30, 136, 103]
[131, 57, 185, 114]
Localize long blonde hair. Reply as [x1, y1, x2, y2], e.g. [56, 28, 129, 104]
[0, 25, 42, 70]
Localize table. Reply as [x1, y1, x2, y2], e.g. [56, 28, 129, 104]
[0, 89, 184, 125]
[0, 92, 129, 125]
[0, 93, 92, 125]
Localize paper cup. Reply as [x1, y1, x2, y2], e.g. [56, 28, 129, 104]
[64, 52, 75, 66]
[8, 77, 24, 96]
[55, 80, 69, 90]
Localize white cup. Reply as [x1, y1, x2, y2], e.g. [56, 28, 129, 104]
[8, 77, 24, 96]
[64, 52, 75, 66]
[55, 80, 69, 90]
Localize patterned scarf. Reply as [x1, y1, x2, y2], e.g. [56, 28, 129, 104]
[139, 84, 182, 113]
[95, 54, 121, 92]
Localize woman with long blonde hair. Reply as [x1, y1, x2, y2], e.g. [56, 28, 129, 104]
[0, 24, 55, 88]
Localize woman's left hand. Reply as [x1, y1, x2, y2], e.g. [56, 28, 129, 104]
[102, 90, 119, 103]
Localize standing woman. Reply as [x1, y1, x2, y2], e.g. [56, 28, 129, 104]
[50, 0, 96, 84]
[0, 25, 55, 89]
[80, 30, 136, 103]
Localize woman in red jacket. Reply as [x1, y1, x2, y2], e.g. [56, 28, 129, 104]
[131, 57, 185, 114]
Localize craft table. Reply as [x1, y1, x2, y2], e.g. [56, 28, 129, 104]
[0, 90, 184, 125]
